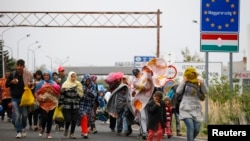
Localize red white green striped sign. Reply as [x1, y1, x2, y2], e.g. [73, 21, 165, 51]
[200, 33, 239, 52]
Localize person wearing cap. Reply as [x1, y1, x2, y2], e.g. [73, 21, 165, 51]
[5, 59, 34, 138]
[58, 66, 67, 87]
[56, 66, 67, 130]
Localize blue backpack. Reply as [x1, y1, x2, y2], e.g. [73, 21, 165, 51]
[166, 88, 175, 100]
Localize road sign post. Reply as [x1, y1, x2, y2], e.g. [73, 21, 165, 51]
[200, 0, 240, 125]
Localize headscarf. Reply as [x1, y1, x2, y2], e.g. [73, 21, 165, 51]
[184, 67, 199, 85]
[35, 69, 59, 93]
[81, 74, 97, 97]
[90, 75, 97, 82]
[104, 72, 124, 84]
[62, 71, 83, 97]
[104, 72, 124, 92]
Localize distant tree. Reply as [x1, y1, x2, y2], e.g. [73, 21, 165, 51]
[5, 57, 16, 72]
[181, 47, 203, 62]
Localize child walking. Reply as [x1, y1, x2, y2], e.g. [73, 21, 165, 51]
[146, 91, 166, 141]
[164, 97, 173, 138]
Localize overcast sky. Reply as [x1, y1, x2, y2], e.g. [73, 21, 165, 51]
[0, 0, 249, 72]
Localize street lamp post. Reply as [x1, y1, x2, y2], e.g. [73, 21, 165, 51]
[29, 46, 41, 72]
[55, 56, 69, 66]
[0, 26, 15, 41]
[27, 41, 39, 69]
[17, 34, 31, 59]
[1, 26, 15, 77]
[46, 56, 53, 70]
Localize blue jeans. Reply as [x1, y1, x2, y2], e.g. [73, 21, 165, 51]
[116, 110, 124, 132]
[183, 118, 201, 141]
[171, 108, 181, 132]
[12, 98, 28, 133]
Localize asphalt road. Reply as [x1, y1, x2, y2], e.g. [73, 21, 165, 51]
[0, 119, 207, 141]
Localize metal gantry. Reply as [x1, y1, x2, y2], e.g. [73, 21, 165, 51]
[0, 10, 162, 57]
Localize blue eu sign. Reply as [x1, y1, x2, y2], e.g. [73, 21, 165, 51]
[201, 0, 239, 32]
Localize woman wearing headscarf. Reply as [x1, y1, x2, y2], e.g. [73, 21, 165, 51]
[59, 71, 83, 139]
[34, 69, 61, 139]
[176, 67, 208, 141]
[78, 74, 98, 139]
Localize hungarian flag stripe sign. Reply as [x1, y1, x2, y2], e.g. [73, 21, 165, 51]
[201, 33, 238, 52]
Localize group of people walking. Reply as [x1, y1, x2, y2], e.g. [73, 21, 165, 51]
[0, 58, 208, 141]
[0, 59, 101, 139]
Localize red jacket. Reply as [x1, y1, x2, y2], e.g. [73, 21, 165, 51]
[165, 103, 173, 121]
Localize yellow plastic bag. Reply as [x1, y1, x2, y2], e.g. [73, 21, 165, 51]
[53, 106, 64, 123]
[20, 86, 35, 106]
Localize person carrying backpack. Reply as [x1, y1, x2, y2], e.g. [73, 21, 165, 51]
[176, 67, 208, 141]
[166, 84, 182, 136]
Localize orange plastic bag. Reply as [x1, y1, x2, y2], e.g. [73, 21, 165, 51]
[20, 86, 35, 106]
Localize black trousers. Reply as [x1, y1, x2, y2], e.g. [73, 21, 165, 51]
[40, 108, 55, 134]
[109, 115, 116, 130]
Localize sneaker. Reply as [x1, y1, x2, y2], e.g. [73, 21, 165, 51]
[16, 132, 22, 138]
[29, 126, 33, 130]
[21, 131, 26, 137]
[7, 118, 11, 122]
[55, 125, 59, 130]
[177, 131, 182, 136]
[64, 130, 68, 136]
[38, 130, 43, 137]
[70, 134, 76, 139]
[124, 131, 132, 136]
[142, 133, 147, 140]
[59, 127, 65, 131]
[33, 126, 38, 131]
[47, 134, 52, 139]
[81, 133, 88, 139]
[92, 128, 97, 134]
